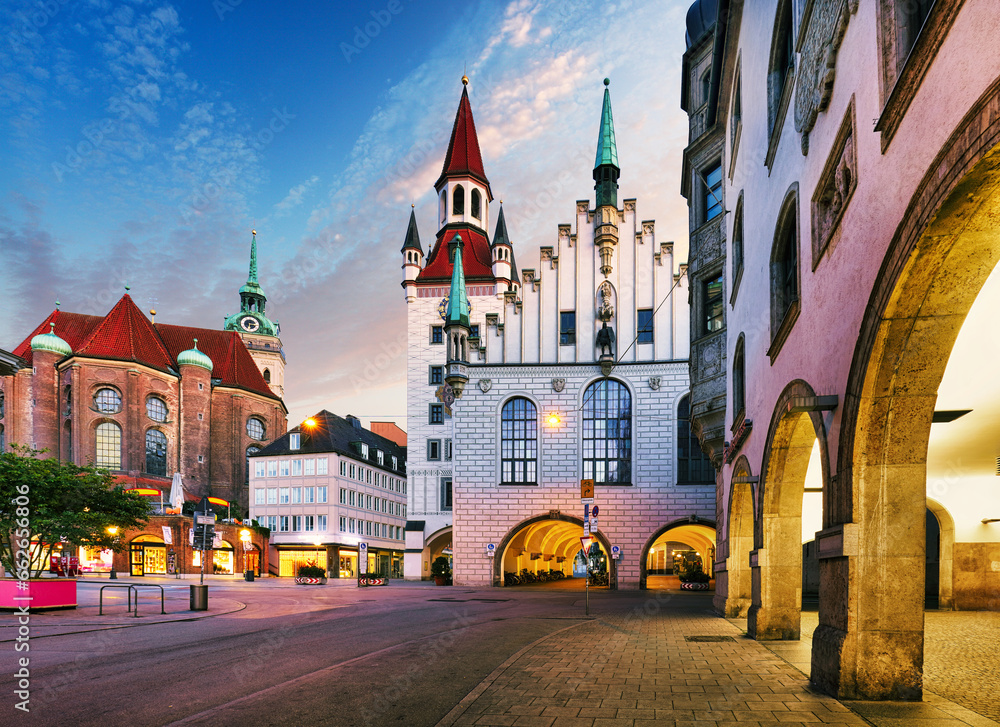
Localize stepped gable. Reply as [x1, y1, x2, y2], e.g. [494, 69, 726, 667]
[74, 295, 174, 372]
[157, 325, 276, 400]
[12, 311, 103, 366]
[417, 227, 495, 283]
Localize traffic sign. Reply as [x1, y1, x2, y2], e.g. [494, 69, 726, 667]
[580, 536, 593, 552]
[196, 514, 214, 525]
[611, 545, 622, 560]
[591, 505, 599, 517]
[583, 521, 591, 536]
[580, 479, 594, 499]
[486, 543, 496, 557]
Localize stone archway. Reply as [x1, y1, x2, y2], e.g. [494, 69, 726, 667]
[720, 455, 755, 617]
[639, 517, 717, 589]
[816, 79, 1000, 700]
[749, 380, 829, 641]
[493, 513, 615, 587]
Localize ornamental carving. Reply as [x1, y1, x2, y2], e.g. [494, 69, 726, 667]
[811, 99, 857, 266]
[551, 378, 565, 393]
[648, 377, 661, 391]
[597, 282, 615, 322]
[478, 379, 492, 393]
[794, 0, 857, 155]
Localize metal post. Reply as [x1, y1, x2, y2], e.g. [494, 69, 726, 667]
[585, 559, 590, 616]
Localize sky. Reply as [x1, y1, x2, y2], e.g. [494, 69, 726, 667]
[0, 0, 694, 432]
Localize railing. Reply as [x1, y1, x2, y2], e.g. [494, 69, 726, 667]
[98, 584, 166, 617]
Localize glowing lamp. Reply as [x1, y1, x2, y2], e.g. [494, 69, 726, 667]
[547, 413, 561, 426]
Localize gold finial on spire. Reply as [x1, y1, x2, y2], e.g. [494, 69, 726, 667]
[461, 74, 469, 86]
[150, 309, 156, 323]
[252, 228, 256, 236]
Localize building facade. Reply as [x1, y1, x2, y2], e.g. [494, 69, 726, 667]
[403, 77, 716, 587]
[685, 0, 1000, 702]
[249, 410, 407, 578]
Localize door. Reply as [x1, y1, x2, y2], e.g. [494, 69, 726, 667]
[130, 544, 145, 576]
[246, 551, 260, 576]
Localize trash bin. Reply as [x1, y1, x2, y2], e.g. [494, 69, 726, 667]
[190, 584, 208, 611]
[244, 569, 254, 582]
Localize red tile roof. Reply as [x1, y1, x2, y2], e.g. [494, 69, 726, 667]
[417, 226, 496, 283]
[436, 85, 491, 194]
[12, 295, 279, 402]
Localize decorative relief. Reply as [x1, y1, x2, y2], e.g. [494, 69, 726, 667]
[648, 377, 661, 391]
[642, 222, 654, 236]
[794, 0, 857, 155]
[623, 199, 636, 213]
[597, 282, 616, 322]
[551, 378, 566, 393]
[558, 225, 571, 240]
[576, 200, 590, 215]
[478, 379, 492, 393]
[522, 269, 539, 292]
[811, 98, 857, 267]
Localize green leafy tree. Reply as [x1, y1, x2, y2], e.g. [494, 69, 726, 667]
[1, 446, 150, 579]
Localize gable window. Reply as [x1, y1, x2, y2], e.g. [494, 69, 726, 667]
[677, 395, 716, 485]
[145, 429, 167, 476]
[582, 379, 631, 484]
[95, 388, 122, 414]
[289, 432, 300, 450]
[429, 366, 443, 385]
[560, 311, 576, 345]
[146, 396, 167, 423]
[637, 309, 654, 344]
[471, 188, 481, 220]
[703, 163, 723, 223]
[430, 326, 443, 345]
[501, 397, 537, 485]
[703, 274, 724, 335]
[452, 186, 465, 216]
[96, 421, 122, 470]
[769, 185, 801, 359]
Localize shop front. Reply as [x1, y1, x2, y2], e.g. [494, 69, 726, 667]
[129, 535, 167, 576]
[79, 545, 113, 574]
[277, 548, 327, 578]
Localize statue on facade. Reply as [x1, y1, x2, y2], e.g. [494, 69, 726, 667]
[596, 320, 616, 358]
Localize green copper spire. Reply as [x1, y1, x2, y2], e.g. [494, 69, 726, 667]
[249, 229, 259, 284]
[225, 229, 278, 336]
[594, 78, 619, 170]
[446, 234, 470, 329]
[593, 78, 621, 208]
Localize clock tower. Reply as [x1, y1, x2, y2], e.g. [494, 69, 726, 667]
[224, 230, 285, 398]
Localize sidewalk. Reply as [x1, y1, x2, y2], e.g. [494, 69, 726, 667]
[437, 592, 997, 727]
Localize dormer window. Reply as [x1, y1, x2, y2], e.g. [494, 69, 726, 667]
[453, 186, 465, 216]
[377, 450, 384, 466]
[361, 442, 369, 458]
[290, 432, 300, 450]
[392, 455, 398, 470]
[471, 189, 481, 219]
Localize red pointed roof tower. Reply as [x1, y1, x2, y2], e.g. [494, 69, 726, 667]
[418, 77, 497, 284]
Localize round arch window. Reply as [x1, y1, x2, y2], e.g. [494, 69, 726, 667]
[94, 388, 122, 414]
[146, 396, 168, 422]
[247, 417, 266, 441]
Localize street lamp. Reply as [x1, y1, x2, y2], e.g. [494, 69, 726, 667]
[107, 526, 119, 579]
[546, 413, 561, 426]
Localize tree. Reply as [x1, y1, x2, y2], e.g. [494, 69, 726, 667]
[1, 446, 150, 579]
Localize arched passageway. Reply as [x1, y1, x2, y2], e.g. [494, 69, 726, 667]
[493, 514, 614, 587]
[639, 519, 716, 590]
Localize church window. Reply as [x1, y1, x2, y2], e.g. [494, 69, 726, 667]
[96, 422, 122, 470]
[703, 162, 723, 223]
[582, 379, 631, 484]
[440, 477, 453, 511]
[769, 184, 801, 357]
[560, 311, 576, 345]
[677, 395, 715, 484]
[263, 369, 271, 384]
[247, 416, 266, 441]
[95, 387, 122, 414]
[431, 326, 443, 345]
[0, 392, 4, 419]
[703, 274, 724, 335]
[65, 421, 71, 461]
[637, 309, 654, 344]
[452, 186, 465, 216]
[501, 397, 537, 485]
[145, 429, 167, 476]
[64, 386, 70, 416]
[146, 396, 168, 423]
[471, 189, 481, 219]
[429, 404, 444, 425]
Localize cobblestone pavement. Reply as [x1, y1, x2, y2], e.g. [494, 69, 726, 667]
[438, 592, 869, 727]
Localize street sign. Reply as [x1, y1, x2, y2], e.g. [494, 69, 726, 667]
[591, 505, 599, 517]
[583, 521, 591, 536]
[580, 536, 593, 552]
[611, 545, 622, 559]
[359, 542, 368, 575]
[196, 514, 214, 525]
[580, 479, 594, 499]
[486, 543, 496, 557]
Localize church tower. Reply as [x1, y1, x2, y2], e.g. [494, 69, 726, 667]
[593, 78, 621, 278]
[224, 230, 285, 398]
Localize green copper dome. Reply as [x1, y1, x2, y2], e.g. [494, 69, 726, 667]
[177, 338, 213, 372]
[31, 323, 72, 357]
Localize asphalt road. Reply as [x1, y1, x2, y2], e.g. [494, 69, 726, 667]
[3, 579, 605, 727]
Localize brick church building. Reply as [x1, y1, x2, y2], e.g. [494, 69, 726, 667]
[0, 234, 287, 512]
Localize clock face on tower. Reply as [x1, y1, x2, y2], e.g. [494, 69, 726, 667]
[438, 296, 472, 320]
[240, 315, 260, 332]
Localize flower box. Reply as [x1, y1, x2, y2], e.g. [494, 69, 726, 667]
[0, 578, 78, 610]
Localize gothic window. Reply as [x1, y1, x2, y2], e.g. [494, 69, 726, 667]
[439, 190, 446, 224]
[146, 396, 167, 423]
[471, 189, 481, 220]
[731, 193, 745, 302]
[560, 311, 576, 345]
[769, 185, 801, 357]
[767, 0, 795, 144]
[246, 446, 261, 484]
[65, 421, 71, 461]
[677, 395, 715, 484]
[452, 185, 465, 216]
[703, 162, 723, 223]
[94, 387, 122, 414]
[501, 397, 537, 485]
[733, 336, 746, 420]
[263, 369, 271, 384]
[96, 421, 122, 470]
[582, 379, 631, 484]
[145, 429, 167, 476]
[0, 424, 4, 454]
[637, 309, 654, 344]
[247, 416, 266, 441]
[64, 386, 71, 417]
[0, 391, 4, 419]
[703, 274, 724, 334]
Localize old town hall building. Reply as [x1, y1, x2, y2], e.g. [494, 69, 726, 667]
[401, 77, 716, 588]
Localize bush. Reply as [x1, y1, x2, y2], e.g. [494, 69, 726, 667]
[430, 556, 451, 577]
[678, 561, 711, 583]
[297, 564, 326, 578]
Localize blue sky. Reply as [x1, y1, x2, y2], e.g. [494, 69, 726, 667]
[0, 0, 693, 430]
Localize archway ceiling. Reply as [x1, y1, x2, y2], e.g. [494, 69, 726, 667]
[649, 524, 717, 553]
[504, 520, 602, 560]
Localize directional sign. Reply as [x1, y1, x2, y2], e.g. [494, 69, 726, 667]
[580, 479, 594, 500]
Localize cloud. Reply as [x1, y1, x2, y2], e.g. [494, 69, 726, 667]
[274, 176, 321, 216]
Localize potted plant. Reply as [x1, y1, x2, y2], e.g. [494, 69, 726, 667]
[294, 564, 327, 585]
[430, 556, 451, 586]
[678, 561, 712, 591]
[0, 446, 149, 610]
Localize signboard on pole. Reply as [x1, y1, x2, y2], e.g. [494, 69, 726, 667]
[359, 542, 368, 575]
[611, 545, 622, 560]
[580, 479, 594, 500]
[486, 543, 496, 557]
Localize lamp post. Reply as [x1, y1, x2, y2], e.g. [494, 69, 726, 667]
[107, 526, 119, 579]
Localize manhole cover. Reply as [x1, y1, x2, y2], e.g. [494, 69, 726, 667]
[685, 635, 734, 642]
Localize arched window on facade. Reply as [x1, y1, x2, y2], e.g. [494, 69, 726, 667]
[64, 421, 72, 462]
[732, 193, 744, 294]
[452, 185, 465, 216]
[439, 190, 446, 223]
[146, 395, 167, 423]
[895, 0, 933, 69]
[145, 429, 167, 476]
[582, 379, 632, 484]
[500, 397, 537, 485]
[96, 421, 122, 470]
[263, 369, 271, 383]
[471, 188, 481, 220]
[94, 387, 122, 414]
[767, 0, 795, 138]
[247, 416, 266, 441]
[677, 395, 715, 485]
[733, 336, 746, 420]
[0, 424, 5, 454]
[770, 186, 800, 343]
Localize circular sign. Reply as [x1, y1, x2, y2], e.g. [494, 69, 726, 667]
[592, 505, 599, 516]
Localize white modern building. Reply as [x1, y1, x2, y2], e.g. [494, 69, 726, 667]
[401, 77, 716, 587]
[249, 410, 407, 578]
